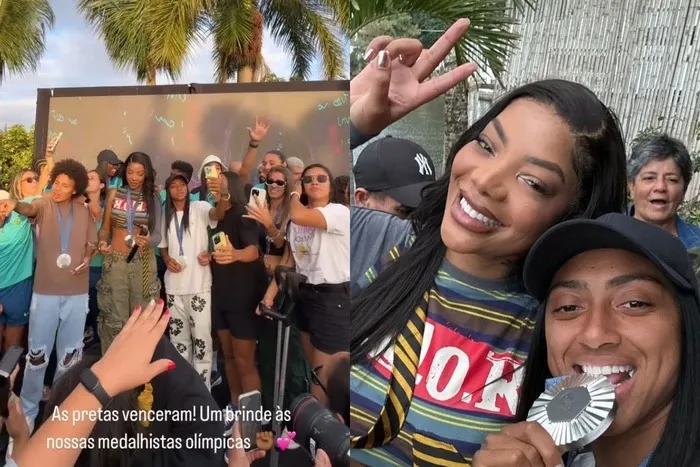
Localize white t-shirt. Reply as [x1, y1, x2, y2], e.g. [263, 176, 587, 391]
[158, 201, 217, 295]
[287, 203, 350, 285]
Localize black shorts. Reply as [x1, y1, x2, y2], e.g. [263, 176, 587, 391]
[296, 283, 350, 354]
[212, 278, 266, 341]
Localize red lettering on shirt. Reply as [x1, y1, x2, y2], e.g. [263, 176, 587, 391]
[370, 318, 524, 417]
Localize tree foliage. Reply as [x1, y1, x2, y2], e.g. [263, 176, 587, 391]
[0, 125, 34, 191]
[350, 15, 419, 77]
[0, 0, 55, 83]
[350, 0, 536, 84]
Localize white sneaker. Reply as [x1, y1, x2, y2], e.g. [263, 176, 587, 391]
[281, 426, 300, 450]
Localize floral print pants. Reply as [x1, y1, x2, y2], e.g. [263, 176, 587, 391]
[166, 292, 213, 389]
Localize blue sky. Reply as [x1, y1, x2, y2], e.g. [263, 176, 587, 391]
[0, 0, 346, 128]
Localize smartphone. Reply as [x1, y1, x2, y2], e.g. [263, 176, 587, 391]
[212, 231, 228, 251]
[204, 165, 219, 180]
[249, 187, 267, 207]
[0, 346, 24, 418]
[238, 390, 262, 451]
[48, 132, 63, 150]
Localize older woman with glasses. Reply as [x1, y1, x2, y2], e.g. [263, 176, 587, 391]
[627, 133, 700, 248]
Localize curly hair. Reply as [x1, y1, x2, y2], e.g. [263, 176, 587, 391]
[51, 159, 89, 198]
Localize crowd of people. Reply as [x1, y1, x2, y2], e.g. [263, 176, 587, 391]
[0, 116, 351, 465]
[348, 18, 700, 467]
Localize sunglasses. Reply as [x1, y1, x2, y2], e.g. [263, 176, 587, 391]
[266, 179, 286, 187]
[306, 365, 328, 396]
[302, 175, 328, 184]
[23, 176, 38, 183]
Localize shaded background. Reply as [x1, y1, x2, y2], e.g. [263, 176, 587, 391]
[34, 81, 350, 184]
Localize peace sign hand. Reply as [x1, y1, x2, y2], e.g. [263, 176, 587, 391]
[350, 19, 477, 136]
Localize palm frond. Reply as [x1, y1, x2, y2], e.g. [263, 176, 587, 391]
[260, 0, 346, 80]
[350, 0, 536, 82]
[210, 0, 256, 82]
[77, 0, 208, 84]
[0, 0, 55, 83]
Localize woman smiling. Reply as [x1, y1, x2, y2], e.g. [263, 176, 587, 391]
[472, 213, 700, 467]
[348, 20, 628, 465]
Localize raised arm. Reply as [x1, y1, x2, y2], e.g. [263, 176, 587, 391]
[1, 199, 40, 219]
[238, 116, 270, 181]
[288, 192, 327, 230]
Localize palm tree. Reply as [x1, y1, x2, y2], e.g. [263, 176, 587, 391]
[77, 0, 212, 85]
[0, 0, 55, 83]
[351, 0, 536, 164]
[212, 0, 349, 83]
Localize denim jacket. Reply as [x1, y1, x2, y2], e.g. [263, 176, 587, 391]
[627, 205, 700, 249]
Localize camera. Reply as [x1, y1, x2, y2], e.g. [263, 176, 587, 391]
[290, 394, 349, 466]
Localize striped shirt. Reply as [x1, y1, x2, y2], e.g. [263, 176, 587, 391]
[349, 207, 539, 465]
[110, 187, 162, 247]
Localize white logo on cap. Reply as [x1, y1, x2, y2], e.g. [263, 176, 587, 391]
[415, 153, 433, 176]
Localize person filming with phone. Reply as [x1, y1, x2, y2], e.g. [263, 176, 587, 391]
[260, 163, 350, 405]
[210, 172, 268, 416]
[0, 159, 96, 435]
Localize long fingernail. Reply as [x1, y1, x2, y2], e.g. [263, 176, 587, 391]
[363, 48, 374, 60]
[377, 50, 390, 69]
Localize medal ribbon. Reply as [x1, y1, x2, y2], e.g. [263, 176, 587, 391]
[352, 241, 470, 465]
[174, 212, 185, 257]
[126, 190, 137, 239]
[57, 203, 74, 255]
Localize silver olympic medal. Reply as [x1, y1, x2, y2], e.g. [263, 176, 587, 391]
[56, 253, 72, 269]
[125, 235, 135, 248]
[527, 373, 616, 451]
[177, 256, 187, 268]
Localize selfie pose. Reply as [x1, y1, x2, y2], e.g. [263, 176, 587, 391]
[348, 20, 628, 465]
[471, 213, 700, 467]
[97, 152, 162, 353]
[261, 164, 350, 404]
[0, 160, 96, 433]
[159, 173, 229, 388]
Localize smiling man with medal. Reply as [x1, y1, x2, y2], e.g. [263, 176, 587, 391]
[0, 159, 97, 434]
[158, 172, 229, 388]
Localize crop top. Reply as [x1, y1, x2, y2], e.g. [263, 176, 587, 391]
[109, 187, 162, 248]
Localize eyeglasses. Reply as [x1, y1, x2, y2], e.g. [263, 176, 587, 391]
[266, 179, 286, 187]
[22, 177, 38, 183]
[302, 175, 328, 184]
[306, 365, 328, 396]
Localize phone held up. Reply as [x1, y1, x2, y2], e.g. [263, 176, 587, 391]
[204, 165, 219, 180]
[248, 187, 267, 207]
[238, 390, 263, 451]
[0, 346, 24, 418]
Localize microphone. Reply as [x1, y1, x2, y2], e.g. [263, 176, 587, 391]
[126, 226, 149, 263]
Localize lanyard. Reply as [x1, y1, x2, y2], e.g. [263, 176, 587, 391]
[126, 190, 137, 237]
[57, 203, 74, 254]
[174, 212, 185, 256]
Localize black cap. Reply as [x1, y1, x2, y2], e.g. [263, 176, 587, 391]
[97, 149, 122, 165]
[165, 173, 189, 189]
[523, 213, 697, 302]
[353, 136, 436, 208]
